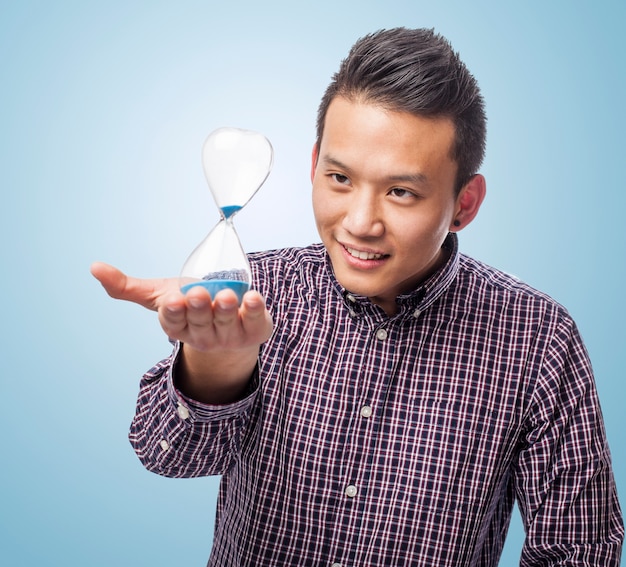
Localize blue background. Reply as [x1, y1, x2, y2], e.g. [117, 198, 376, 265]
[1, 1, 624, 565]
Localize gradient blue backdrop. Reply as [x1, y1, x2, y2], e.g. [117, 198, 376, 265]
[1, 1, 624, 565]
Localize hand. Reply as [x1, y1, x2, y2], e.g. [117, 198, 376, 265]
[91, 262, 273, 402]
[90, 262, 273, 354]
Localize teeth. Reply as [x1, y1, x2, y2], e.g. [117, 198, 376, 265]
[346, 246, 383, 260]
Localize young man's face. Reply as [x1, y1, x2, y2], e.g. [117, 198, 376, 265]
[311, 97, 466, 315]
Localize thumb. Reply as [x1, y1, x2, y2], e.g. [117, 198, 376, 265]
[90, 262, 164, 311]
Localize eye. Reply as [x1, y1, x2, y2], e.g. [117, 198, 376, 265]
[331, 173, 350, 185]
[389, 187, 417, 199]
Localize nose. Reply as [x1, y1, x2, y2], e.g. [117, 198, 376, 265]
[341, 189, 384, 238]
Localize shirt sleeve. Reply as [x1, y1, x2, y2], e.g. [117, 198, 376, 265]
[128, 342, 259, 479]
[514, 316, 624, 565]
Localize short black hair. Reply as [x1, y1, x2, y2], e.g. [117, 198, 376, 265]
[316, 28, 486, 193]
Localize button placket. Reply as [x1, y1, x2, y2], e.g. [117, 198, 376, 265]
[375, 328, 388, 341]
[345, 293, 359, 318]
[360, 405, 373, 419]
[176, 402, 190, 420]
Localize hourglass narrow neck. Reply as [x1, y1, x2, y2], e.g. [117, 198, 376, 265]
[221, 205, 242, 219]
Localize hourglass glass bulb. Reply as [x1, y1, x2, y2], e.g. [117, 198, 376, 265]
[203, 127, 273, 218]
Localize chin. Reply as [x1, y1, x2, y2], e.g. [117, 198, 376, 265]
[337, 276, 381, 299]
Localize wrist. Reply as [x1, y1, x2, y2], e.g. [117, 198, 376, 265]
[175, 343, 258, 404]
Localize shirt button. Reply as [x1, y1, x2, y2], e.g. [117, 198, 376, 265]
[177, 402, 190, 420]
[331, 563, 342, 567]
[346, 293, 357, 303]
[413, 308, 422, 318]
[375, 328, 388, 341]
[360, 405, 373, 418]
[159, 439, 170, 451]
[345, 485, 358, 498]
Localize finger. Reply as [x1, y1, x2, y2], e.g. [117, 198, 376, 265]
[183, 286, 216, 327]
[180, 288, 238, 351]
[241, 291, 273, 343]
[158, 292, 189, 337]
[240, 290, 266, 319]
[90, 262, 129, 298]
[90, 261, 173, 311]
[211, 289, 241, 327]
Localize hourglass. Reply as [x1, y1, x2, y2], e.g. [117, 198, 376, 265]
[179, 127, 273, 303]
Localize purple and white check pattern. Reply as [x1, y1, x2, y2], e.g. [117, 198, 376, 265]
[130, 236, 623, 566]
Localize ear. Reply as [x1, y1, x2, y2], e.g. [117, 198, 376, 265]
[310, 144, 319, 183]
[450, 174, 486, 231]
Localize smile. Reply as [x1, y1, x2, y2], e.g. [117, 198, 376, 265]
[345, 246, 386, 261]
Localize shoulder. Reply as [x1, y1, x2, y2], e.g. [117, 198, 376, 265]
[458, 254, 562, 303]
[455, 253, 574, 327]
[455, 255, 592, 402]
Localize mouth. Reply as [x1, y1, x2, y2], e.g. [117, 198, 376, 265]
[343, 245, 388, 261]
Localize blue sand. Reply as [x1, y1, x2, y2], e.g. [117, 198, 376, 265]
[221, 205, 242, 219]
[181, 279, 250, 303]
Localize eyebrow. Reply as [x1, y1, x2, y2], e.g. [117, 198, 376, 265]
[322, 155, 429, 187]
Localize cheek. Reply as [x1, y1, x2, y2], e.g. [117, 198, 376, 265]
[394, 209, 451, 249]
[311, 184, 322, 216]
[312, 178, 344, 215]
[311, 184, 331, 231]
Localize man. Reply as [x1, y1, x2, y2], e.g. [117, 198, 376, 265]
[91, 27, 623, 566]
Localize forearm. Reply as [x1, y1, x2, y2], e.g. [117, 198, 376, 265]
[129, 347, 259, 478]
[175, 342, 259, 404]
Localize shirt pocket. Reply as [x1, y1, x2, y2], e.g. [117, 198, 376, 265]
[378, 397, 510, 514]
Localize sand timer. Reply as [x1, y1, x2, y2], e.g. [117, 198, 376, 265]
[180, 127, 273, 302]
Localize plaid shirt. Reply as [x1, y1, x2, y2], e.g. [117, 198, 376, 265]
[130, 235, 623, 566]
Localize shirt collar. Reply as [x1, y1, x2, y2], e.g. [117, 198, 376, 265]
[326, 233, 460, 318]
[398, 232, 460, 313]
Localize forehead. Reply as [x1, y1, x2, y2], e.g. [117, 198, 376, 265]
[320, 97, 457, 180]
